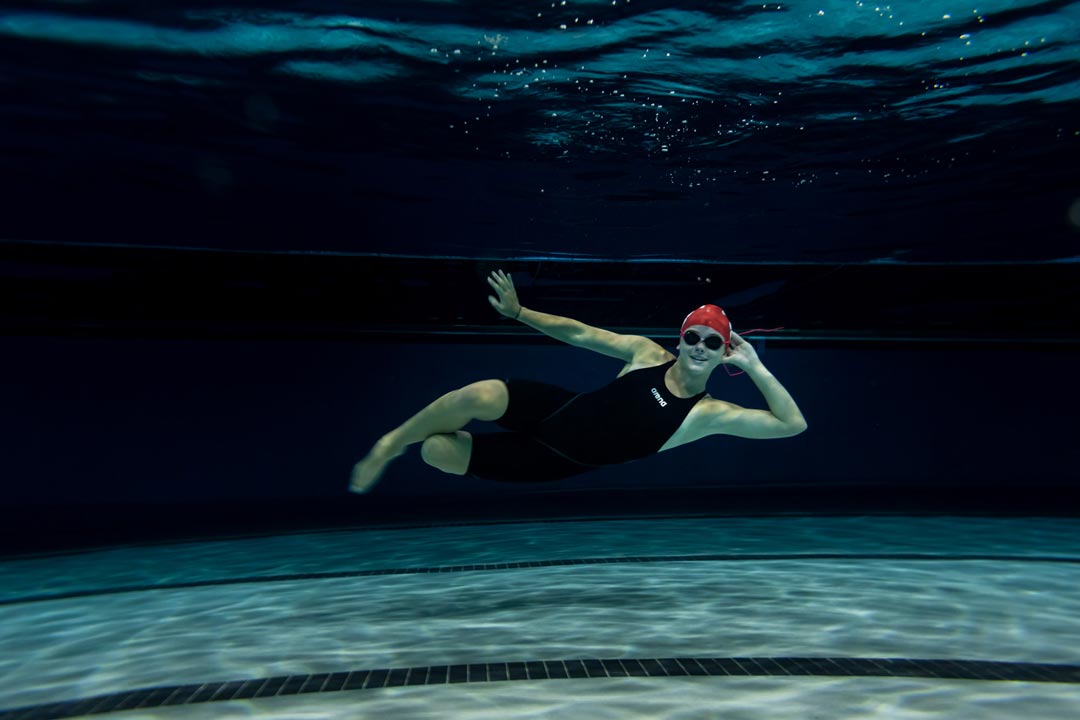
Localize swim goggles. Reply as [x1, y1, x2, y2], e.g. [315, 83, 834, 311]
[681, 329, 726, 350]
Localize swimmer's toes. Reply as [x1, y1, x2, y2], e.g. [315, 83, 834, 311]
[348, 457, 385, 494]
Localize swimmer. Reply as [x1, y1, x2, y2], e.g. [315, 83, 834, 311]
[350, 269, 807, 492]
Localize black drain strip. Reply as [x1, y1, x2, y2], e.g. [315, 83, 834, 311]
[2, 656, 1078, 719]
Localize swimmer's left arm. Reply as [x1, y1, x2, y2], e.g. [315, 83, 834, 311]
[707, 362, 807, 439]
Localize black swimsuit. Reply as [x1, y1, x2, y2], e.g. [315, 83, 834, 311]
[467, 360, 707, 483]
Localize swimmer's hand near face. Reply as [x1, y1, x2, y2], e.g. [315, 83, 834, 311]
[720, 331, 762, 370]
[487, 269, 522, 319]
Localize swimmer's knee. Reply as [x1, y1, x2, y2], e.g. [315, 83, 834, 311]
[420, 432, 472, 475]
[453, 379, 508, 422]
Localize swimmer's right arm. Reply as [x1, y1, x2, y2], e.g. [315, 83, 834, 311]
[486, 269, 660, 362]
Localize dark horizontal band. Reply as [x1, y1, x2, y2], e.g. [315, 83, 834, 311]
[3, 656, 1078, 719]
[4, 552, 1078, 608]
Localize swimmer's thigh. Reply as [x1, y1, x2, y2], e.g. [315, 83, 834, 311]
[498, 378, 578, 433]
[467, 432, 590, 483]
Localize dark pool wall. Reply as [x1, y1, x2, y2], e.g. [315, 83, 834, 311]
[2, 335, 1078, 508]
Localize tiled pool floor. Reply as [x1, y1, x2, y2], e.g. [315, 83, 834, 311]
[1, 516, 1077, 718]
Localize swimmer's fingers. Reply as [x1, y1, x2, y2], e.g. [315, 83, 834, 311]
[486, 276, 505, 308]
[490, 268, 522, 317]
[486, 271, 519, 318]
[490, 269, 514, 291]
[487, 273, 510, 299]
[725, 333, 760, 367]
[489, 270, 518, 297]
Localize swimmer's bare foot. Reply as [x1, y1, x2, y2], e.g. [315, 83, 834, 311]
[349, 438, 403, 494]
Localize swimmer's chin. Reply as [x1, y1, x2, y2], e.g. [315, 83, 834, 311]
[679, 355, 714, 372]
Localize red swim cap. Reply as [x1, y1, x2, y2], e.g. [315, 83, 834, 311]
[681, 304, 731, 345]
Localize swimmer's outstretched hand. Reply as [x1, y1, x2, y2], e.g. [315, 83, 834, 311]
[720, 331, 761, 370]
[486, 269, 522, 319]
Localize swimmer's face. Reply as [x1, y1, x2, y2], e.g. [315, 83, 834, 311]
[679, 325, 727, 371]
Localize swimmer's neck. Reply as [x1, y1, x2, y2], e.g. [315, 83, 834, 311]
[665, 360, 709, 398]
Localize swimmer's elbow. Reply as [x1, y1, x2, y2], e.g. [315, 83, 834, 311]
[769, 421, 807, 439]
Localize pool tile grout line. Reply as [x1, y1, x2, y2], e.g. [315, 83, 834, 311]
[2, 657, 1078, 719]
[4, 552, 1079, 607]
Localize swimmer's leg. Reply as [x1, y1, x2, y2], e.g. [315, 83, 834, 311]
[349, 380, 507, 493]
[419, 431, 473, 475]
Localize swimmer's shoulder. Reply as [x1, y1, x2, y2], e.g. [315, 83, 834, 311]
[617, 345, 675, 377]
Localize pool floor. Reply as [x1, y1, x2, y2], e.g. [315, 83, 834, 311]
[1, 516, 1078, 718]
